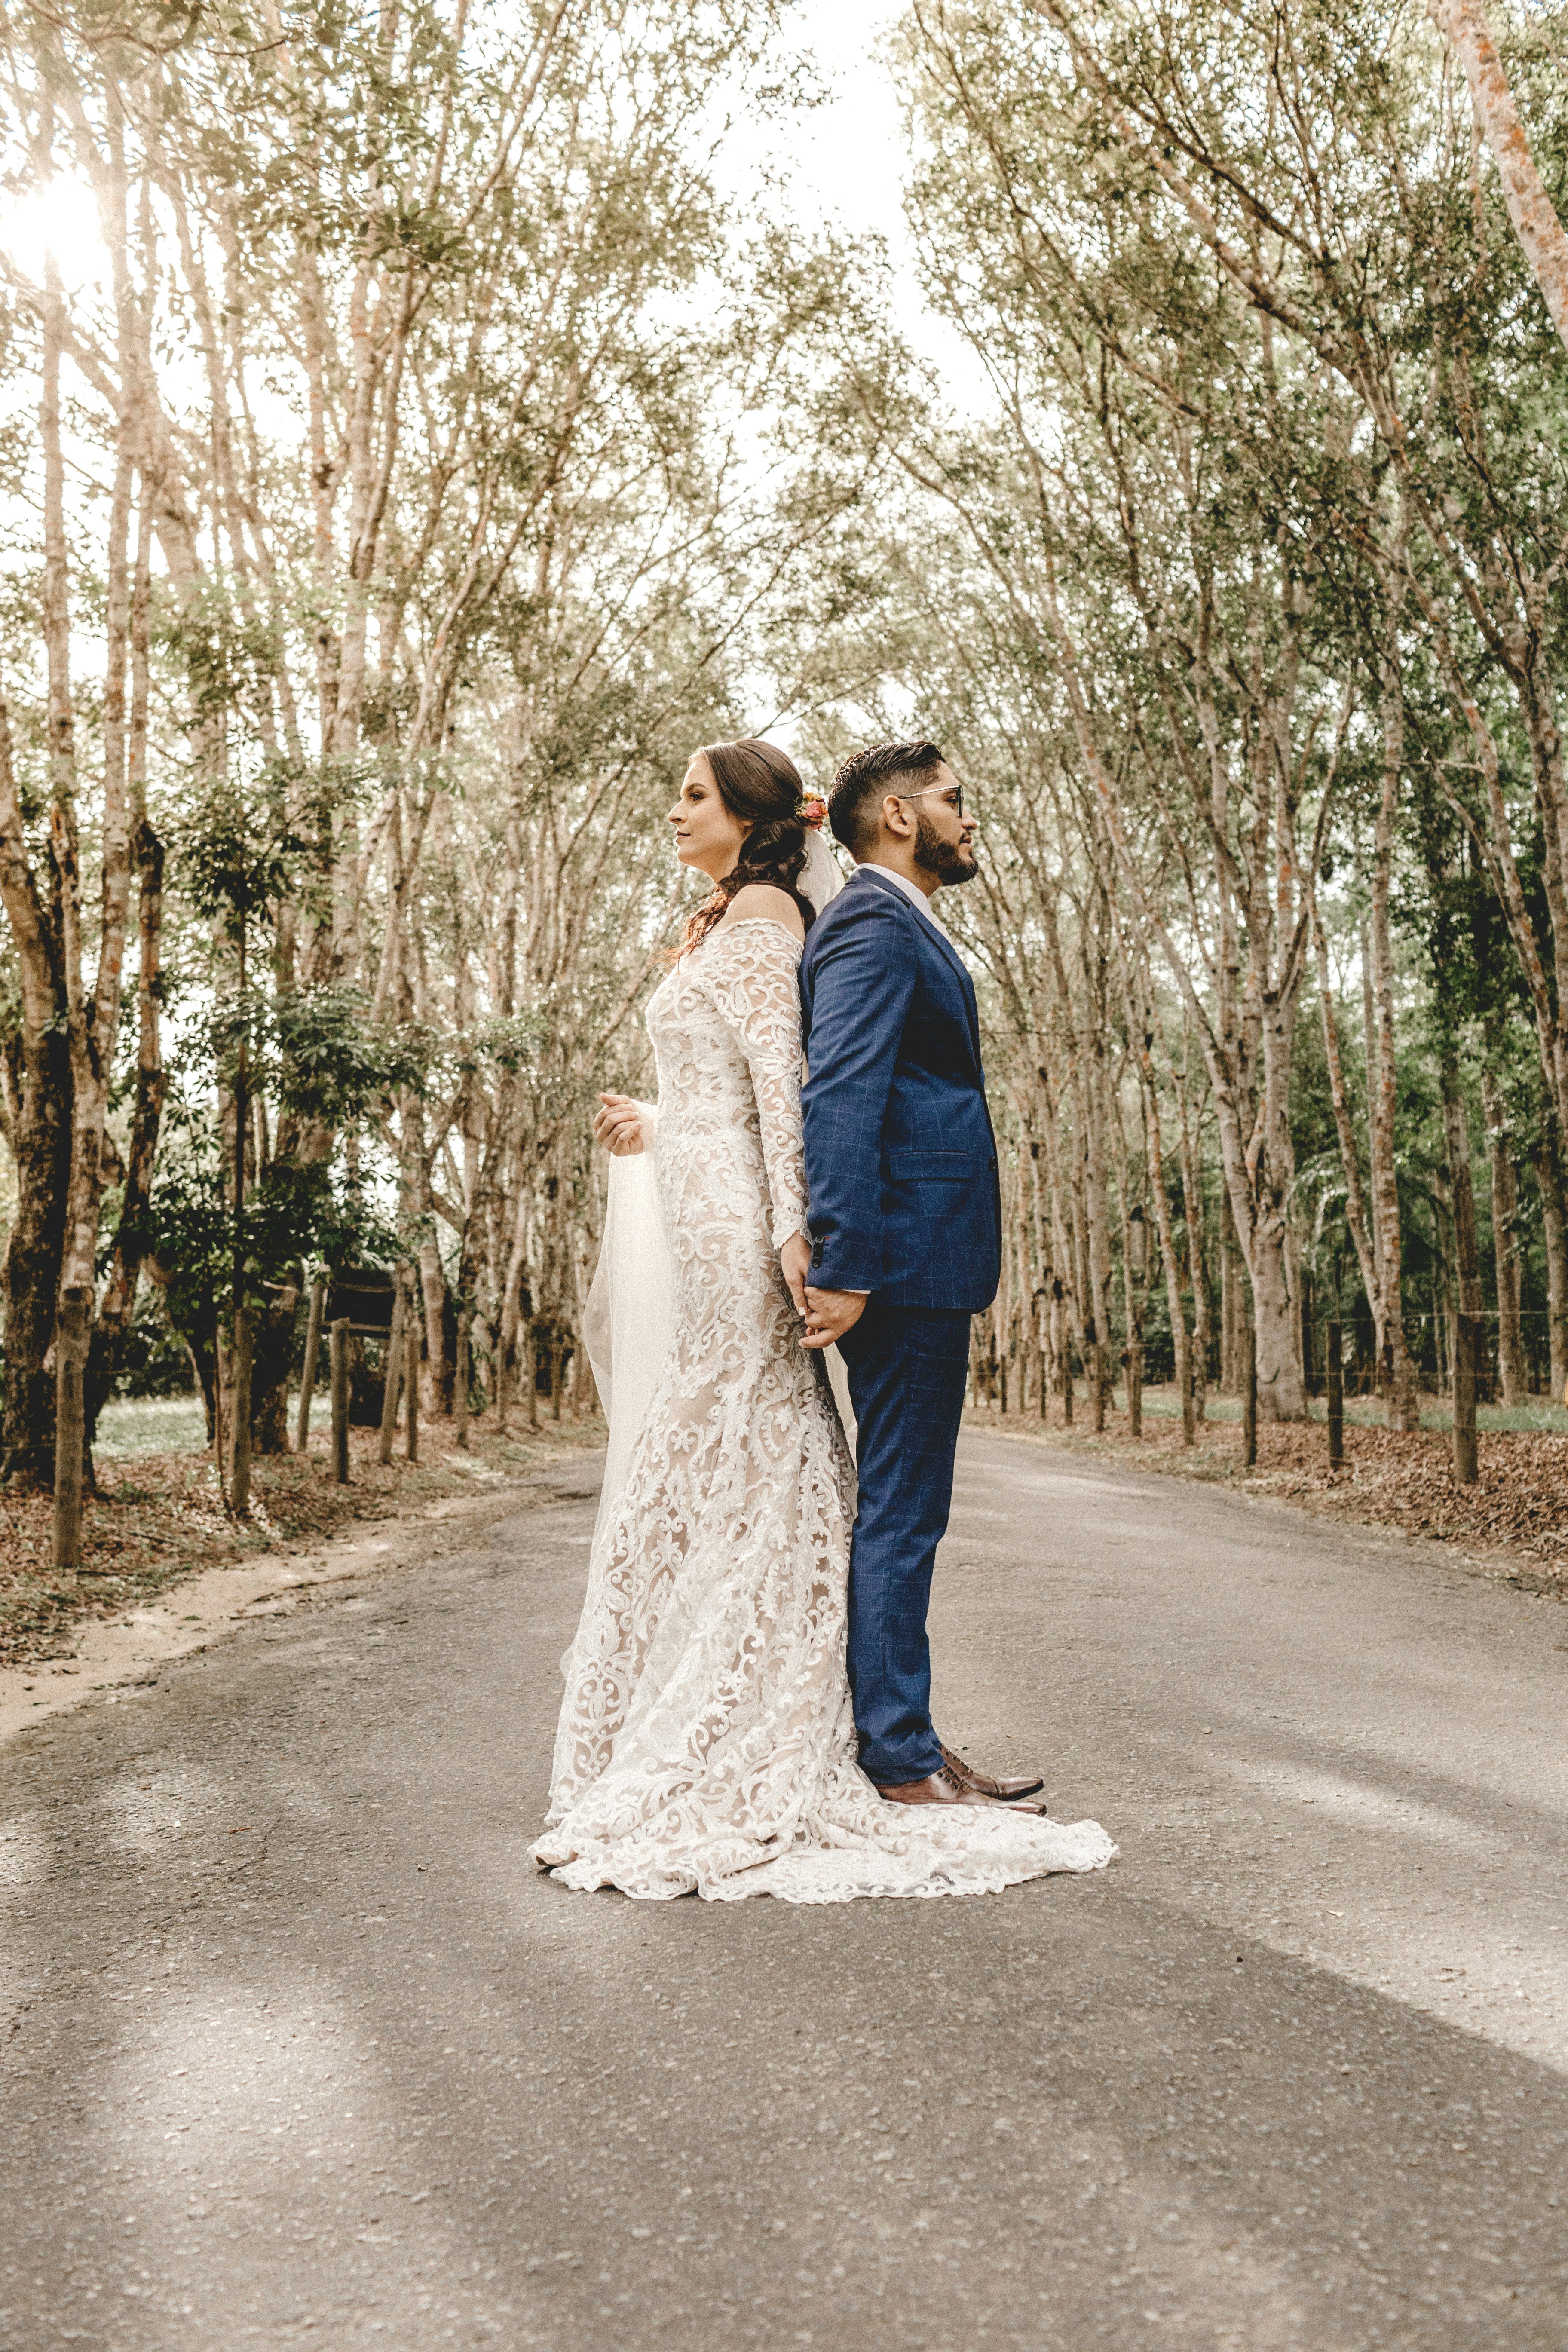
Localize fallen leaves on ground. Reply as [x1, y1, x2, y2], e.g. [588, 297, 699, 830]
[0, 1410, 606, 1667]
[969, 1403, 1568, 1592]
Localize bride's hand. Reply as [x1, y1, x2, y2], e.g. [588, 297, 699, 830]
[593, 1092, 645, 1157]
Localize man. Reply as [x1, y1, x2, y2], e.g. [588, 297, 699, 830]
[796, 741, 1045, 1810]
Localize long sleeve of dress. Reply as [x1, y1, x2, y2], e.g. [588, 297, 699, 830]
[699, 919, 809, 1250]
[537, 903, 1117, 1901]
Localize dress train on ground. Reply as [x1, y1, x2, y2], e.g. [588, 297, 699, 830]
[533, 919, 1115, 1902]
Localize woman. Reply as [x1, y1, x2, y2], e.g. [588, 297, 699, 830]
[533, 737, 1113, 1901]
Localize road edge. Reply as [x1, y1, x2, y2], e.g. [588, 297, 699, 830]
[965, 1416, 1568, 1600]
[0, 1461, 603, 1747]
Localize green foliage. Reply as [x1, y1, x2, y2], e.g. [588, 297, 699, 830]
[270, 988, 427, 1122]
[138, 1103, 401, 1348]
[112, 1302, 199, 1400]
[170, 785, 317, 929]
[156, 586, 283, 733]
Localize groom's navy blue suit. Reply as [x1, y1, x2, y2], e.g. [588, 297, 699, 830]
[799, 867, 1001, 1785]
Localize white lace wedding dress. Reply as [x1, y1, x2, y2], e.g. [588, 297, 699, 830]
[533, 917, 1116, 1902]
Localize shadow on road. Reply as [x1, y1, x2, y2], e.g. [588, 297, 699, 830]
[3, 1452, 1566, 2349]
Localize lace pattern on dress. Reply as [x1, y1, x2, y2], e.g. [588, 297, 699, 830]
[534, 919, 1116, 1901]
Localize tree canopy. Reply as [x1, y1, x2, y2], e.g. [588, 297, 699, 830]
[5, 0, 1568, 1521]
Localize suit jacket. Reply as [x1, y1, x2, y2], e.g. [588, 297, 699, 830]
[799, 868, 1001, 1312]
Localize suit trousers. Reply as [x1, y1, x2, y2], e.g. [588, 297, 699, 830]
[835, 1300, 972, 1785]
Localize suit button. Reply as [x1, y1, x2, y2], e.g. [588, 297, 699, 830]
[988, 1155, 997, 1170]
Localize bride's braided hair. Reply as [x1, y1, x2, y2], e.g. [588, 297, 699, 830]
[679, 737, 817, 957]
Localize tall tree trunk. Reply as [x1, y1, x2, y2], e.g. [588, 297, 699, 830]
[1107, 1090, 1145, 1434]
[0, 278, 76, 1482]
[43, 232, 88, 1504]
[91, 478, 164, 1436]
[1124, 1201, 1146, 1434]
[38, 194, 132, 1521]
[420, 1236, 451, 1413]
[1368, 666, 1420, 1427]
[0, 1026, 71, 1485]
[1314, 905, 1419, 1427]
[1060, 1070, 1096, 1414]
[1441, 1048, 1486, 1397]
[1250, 1203, 1303, 1424]
[1427, 0, 1568, 360]
[1034, 1057, 1087, 1401]
[1142, 1080, 1193, 1444]
[1082, 935, 1115, 1424]
[0, 686, 70, 1485]
[1219, 1184, 1242, 1392]
[401, 1095, 454, 1412]
[248, 1284, 300, 1453]
[1173, 1055, 1210, 1420]
[1482, 1065, 1527, 1403]
[1535, 1125, 1568, 1402]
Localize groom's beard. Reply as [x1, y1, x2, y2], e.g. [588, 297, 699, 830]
[913, 812, 979, 887]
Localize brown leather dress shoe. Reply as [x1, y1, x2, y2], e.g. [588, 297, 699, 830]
[938, 1740, 1045, 1803]
[873, 1766, 1047, 1816]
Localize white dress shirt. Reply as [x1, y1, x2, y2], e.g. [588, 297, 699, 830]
[853, 861, 946, 930]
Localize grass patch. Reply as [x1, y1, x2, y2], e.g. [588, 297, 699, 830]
[95, 1396, 210, 1460]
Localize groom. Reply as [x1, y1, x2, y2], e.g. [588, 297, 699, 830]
[796, 741, 1044, 1811]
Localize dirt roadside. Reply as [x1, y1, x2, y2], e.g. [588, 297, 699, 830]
[0, 1433, 605, 1744]
[968, 1400, 1568, 1598]
[0, 1415, 605, 1712]
[13, 1394, 1560, 1747]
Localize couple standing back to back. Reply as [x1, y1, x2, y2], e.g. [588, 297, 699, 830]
[533, 736, 1113, 1904]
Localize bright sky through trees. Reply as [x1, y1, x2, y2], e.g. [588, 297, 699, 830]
[719, 0, 994, 413]
[10, 0, 1568, 1544]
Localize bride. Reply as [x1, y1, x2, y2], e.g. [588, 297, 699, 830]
[532, 736, 1114, 1902]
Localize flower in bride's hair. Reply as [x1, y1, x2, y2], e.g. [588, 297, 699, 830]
[799, 796, 827, 830]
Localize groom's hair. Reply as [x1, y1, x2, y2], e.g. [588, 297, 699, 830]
[828, 740, 943, 859]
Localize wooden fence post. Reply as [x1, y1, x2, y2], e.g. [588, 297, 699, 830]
[1327, 1318, 1344, 1470]
[1180, 1330, 1196, 1449]
[330, 1317, 351, 1485]
[52, 1286, 92, 1574]
[405, 1321, 420, 1464]
[296, 1276, 325, 1453]
[1242, 1321, 1258, 1468]
[1453, 1309, 1480, 1483]
[378, 1272, 407, 1466]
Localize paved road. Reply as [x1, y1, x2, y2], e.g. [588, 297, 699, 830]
[3, 1430, 1567, 2352]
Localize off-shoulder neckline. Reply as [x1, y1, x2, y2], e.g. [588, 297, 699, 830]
[694, 915, 804, 959]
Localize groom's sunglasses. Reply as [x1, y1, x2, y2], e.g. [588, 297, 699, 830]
[897, 784, 965, 818]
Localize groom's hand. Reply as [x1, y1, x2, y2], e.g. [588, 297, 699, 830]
[780, 1232, 812, 1316]
[801, 1286, 867, 1351]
